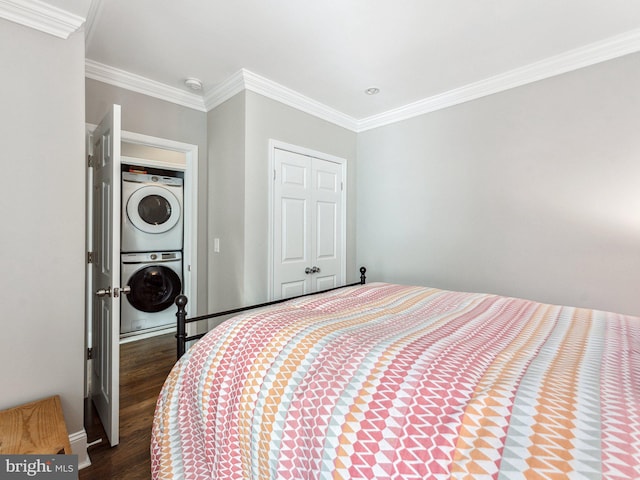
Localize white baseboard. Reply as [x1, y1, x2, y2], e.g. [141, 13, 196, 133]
[70, 429, 91, 469]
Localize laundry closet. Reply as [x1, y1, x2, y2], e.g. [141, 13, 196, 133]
[119, 161, 185, 339]
[86, 104, 200, 447]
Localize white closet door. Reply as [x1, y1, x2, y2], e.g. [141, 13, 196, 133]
[311, 158, 342, 292]
[274, 149, 312, 298]
[273, 148, 344, 300]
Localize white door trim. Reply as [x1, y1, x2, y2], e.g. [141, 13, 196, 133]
[118, 130, 199, 319]
[267, 139, 347, 300]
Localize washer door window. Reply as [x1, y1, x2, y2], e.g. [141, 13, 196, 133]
[127, 265, 182, 313]
[126, 185, 181, 234]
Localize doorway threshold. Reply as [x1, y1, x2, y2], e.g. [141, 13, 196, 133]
[119, 326, 175, 344]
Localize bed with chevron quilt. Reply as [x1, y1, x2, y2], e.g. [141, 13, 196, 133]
[151, 282, 640, 479]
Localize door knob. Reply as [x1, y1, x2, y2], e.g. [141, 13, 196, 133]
[312, 266, 320, 273]
[305, 267, 313, 274]
[113, 285, 131, 298]
[95, 287, 112, 297]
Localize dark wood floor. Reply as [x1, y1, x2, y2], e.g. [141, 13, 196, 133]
[80, 333, 176, 480]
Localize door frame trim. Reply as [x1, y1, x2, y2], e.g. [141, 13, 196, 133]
[267, 139, 347, 300]
[117, 130, 199, 319]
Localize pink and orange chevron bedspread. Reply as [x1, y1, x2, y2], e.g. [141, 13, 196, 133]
[151, 283, 640, 479]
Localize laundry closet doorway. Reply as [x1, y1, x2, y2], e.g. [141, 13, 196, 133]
[85, 105, 199, 447]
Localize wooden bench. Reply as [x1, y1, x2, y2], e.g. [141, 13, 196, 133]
[0, 395, 71, 454]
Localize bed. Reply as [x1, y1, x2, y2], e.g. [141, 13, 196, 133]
[151, 275, 639, 479]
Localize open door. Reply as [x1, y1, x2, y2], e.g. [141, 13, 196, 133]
[90, 105, 122, 446]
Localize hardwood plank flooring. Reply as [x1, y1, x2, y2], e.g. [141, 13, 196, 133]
[80, 333, 176, 480]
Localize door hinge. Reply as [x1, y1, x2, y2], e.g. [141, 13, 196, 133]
[87, 251, 94, 264]
[87, 347, 94, 360]
[87, 155, 93, 168]
[87, 133, 94, 158]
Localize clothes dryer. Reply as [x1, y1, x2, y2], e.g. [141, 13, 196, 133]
[120, 251, 182, 335]
[121, 171, 183, 252]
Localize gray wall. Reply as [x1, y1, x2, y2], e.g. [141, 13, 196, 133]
[244, 91, 358, 303]
[207, 91, 358, 310]
[357, 52, 640, 316]
[85, 79, 209, 313]
[207, 93, 246, 314]
[0, 20, 86, 436]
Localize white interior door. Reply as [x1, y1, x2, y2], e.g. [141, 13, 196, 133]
[274, 149, 312, 298]
[91, 104, 121, 447]
[273, 147, 344, 299]
[311, 159, 342, 291]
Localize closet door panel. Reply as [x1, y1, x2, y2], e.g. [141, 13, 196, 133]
[273, 148, 344, 300]
[273, 149, 312, 298]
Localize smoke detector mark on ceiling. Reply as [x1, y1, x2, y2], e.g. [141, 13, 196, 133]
[185, 78, 203, 91]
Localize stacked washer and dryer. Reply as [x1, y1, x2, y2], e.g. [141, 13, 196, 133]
[120, 170, 184, 336]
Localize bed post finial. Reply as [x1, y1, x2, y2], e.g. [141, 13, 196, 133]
[360, 266, 367, 284]
[176, 294, 189, 359]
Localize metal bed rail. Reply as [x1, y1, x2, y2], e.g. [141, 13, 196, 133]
[175, 267, 366, 359]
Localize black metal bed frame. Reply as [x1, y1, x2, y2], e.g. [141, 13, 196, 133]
[175, 267, 367, 359]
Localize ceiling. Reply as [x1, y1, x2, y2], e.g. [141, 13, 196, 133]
[11, 0, 640, 129]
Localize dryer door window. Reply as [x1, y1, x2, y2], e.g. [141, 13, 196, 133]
[126, 185, 181, 234]
[126, 265, 182, 313]
[138, 194, 172, 225]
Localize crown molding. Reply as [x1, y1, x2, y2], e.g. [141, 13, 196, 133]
[202, 69, 246, 110]
[12, 1, 638, 128]
[240, 70, 359, 131]
[189, 68, 360, 130]
[202, 68, 359, 130]
[85, 27, 640, 132]
[356, 27, 640, 131]
[87, 62, 358, 129]
[0, 0, 84, 39]
[85, 59, 207, 112]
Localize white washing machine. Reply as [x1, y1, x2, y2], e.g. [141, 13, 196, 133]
[121, 171, 184, 252]
[120, 251, 183, 334]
